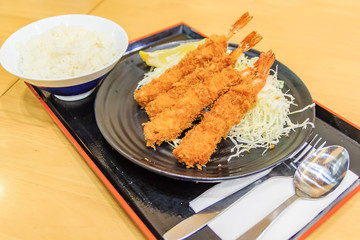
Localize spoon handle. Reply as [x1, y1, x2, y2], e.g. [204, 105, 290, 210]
[237, 194, 299, 240]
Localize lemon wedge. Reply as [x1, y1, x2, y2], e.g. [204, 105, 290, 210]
[139, 40, 205, 67]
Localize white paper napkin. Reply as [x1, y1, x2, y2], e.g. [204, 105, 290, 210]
[190, 170, 358, 240]
[190, 169, 272, 212]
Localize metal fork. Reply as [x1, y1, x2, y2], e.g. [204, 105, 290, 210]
[213, 133, 326, 210]
[261, 133, 325, 180]
[163, 133, 326, 240]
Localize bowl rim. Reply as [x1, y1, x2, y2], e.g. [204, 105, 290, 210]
[0, 14, 129, 83]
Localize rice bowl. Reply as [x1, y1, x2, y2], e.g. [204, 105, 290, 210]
[0, 14, 129, 100]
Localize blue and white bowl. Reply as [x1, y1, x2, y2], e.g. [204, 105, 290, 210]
[0, 14, 128, 101]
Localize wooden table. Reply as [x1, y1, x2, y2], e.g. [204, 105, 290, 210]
[1, 0, 359, 239]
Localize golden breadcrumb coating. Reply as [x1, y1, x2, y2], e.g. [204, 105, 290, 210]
[143, 66, 255, 148]
[134, 35, 228, 108]
[173, 51, 275, 167]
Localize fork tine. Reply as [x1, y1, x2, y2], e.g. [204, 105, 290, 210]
[317, 141, 326, 149]
[289, 139, 326, 169]
[293, 134, 326, 164]
[287, 133, 324, 169]
[288, 132, 317, 159]
[296, 134, 320, 160]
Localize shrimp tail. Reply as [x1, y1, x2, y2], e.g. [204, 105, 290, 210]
[257, 50, 275, 78]
[230, 31, 262, 60]
[252, 50, 276, 92]
[225, 12, 253, 40]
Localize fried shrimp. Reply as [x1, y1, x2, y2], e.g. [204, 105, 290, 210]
[134, 12, 253, 108]
[145, 31, 262, 119]
[173, 50, 276, 168]
[143, 61, 257, 148]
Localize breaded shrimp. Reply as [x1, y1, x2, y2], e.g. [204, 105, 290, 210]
[173, 50, 276, 168]
[134, 12, 253, 108]
[145, 31, 262, 119]
[143, 64, 256, 148]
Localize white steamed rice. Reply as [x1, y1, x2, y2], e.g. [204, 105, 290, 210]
[19, 24, 118, 79]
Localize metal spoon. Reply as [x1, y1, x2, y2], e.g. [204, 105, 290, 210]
[237, 145, 349, 240]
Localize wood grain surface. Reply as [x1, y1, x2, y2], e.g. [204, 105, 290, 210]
[1, 0, 359, 239]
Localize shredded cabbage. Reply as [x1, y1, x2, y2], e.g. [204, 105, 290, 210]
[227, 64, 315, 160]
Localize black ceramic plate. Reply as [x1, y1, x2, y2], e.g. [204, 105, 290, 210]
[95, 40, 315, 182]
